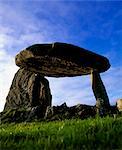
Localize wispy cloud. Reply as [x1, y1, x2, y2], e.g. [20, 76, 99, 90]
[47, 76, 95, 106]
[0, 1, 122, 112]
[102, 67, 122, 104]
[0, 50, 18, 112]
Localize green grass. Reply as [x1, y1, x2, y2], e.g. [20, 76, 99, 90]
[0, 116, 122, 150]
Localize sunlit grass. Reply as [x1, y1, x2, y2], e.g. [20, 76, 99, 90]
[0, 116, 122, 150]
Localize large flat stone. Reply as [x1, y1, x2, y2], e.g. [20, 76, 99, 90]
[15, 42, 110, 77]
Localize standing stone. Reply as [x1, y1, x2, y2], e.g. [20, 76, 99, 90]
[4, 68, 52, 116]
[91, 70, 110, 115]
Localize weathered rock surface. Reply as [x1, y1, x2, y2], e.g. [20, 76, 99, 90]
[116, 99, 122, 112]
[1, 102, 119, 123]
[44, 103, 96, 121]
[0, 103, 96, 123]
[91, 70, 110, 115]
[15, 42, 110, 77]
[4, 68, 52, 117]
[0, 106, 43, 123]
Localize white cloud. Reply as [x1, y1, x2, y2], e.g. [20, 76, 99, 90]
[0, 50, 18, 112]
[48, 66, 122, 107]
[47, 76, 95, 107]
[101, 67, 122, 105]
[0, 1, 122, 112]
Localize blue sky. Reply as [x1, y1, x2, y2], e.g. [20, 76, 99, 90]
[0, 1, 122, 112]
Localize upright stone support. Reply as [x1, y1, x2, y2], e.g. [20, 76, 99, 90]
[91, 70, 110, 115]
[4, 68, 52, 116]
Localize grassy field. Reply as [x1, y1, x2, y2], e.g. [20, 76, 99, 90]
[0, 116, 122, 150]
